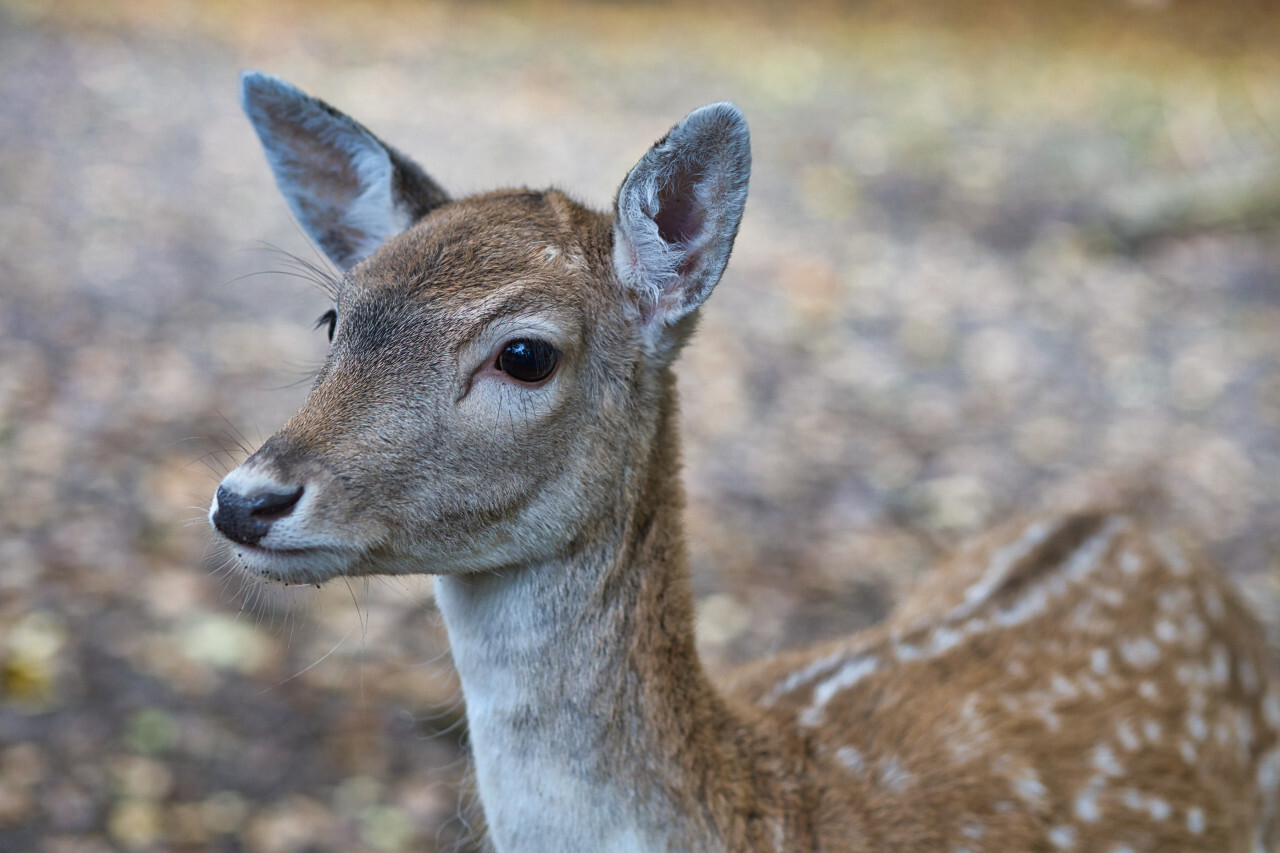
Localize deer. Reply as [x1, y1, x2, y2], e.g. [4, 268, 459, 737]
[210, 71, 1280, 852]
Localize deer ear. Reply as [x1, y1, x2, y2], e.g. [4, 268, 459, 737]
[613, 103, 751, 346]
[239, 71, 450, 271]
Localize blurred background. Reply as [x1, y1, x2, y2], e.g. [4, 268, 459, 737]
[1, 0, 1278, 849]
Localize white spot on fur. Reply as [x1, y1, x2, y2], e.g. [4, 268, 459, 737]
[1091, 647, 1111, 676]
[1180, 739, 1197, 764]
[1264, 691, 1280, 729]
[1187, 806, 1206, 834]
[1051, 674, 1079, 699]
[954, 519, 1058, 620]
[1075, 742, 1123, 826]
[1120, 636, 1161, 669]
[1257, 750, 1280, 795]
[1138, 681, 1161, 703]
[880, 757, 914, 792]
[1147, 796, 1171, 821]
[764, 649, 846, 706]
[997, 520, 1128, 631]
[1182, 613, 1207, 647]
[948, 694, 994, 767]
[1176, 663, 1205, 689]
[1142, 717, 1162, 742]
[1154, 619, 1178, 644]
[1208, 643, 1231, 686]
[1092, 744, 1124, 776]
[961, 693, 984, 727]
[960, 822, 985, 840]
[894, 641, 923, 661]
[1075, 785, 1102, 823]
[1009, 765, 1048, 807]
[800, 655, 880, 726]
[1093, 585, 1124, 608]
[1120, 550, 1143, 575]
[1078, 675, 1105, 698]
[1048, 825, 1077, 848]
[1116, 721, 1141, 751]
[835, 746, 866, 775]
[929, 625, 965, 656]
[1187, 712, 1208, 742]
[1006, 690, 1062, 732]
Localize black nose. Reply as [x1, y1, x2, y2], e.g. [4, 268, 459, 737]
[213, 484, 304, 546]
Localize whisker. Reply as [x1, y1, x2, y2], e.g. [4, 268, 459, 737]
[257, 624, 356, 696]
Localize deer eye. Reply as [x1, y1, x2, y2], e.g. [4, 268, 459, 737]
[496, 339, 559, 383]
[315, 308, 337, 342]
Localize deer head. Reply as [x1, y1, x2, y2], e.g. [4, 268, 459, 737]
[211, 73, 750, 587]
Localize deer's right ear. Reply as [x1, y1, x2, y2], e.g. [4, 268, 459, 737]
[240, 71, 450, 271]
[613, 102, 751, 352]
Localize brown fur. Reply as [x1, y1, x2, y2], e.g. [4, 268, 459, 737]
[216, 78, 1280, 852]
[729, 515, 1278, 850]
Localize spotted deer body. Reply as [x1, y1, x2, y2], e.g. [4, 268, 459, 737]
[211, 72, 1279, 852]
[735, 513, 1278, 851]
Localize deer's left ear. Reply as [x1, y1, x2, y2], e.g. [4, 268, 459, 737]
[613, 103, 751, 350]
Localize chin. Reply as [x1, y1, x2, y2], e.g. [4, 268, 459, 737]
[222, 541, 364, 587]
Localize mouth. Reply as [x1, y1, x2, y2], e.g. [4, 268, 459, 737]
[225, 541, 357, 586]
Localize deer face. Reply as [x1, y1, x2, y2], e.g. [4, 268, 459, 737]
[215, 193, 649, 583]
[211, 73, 749, 584]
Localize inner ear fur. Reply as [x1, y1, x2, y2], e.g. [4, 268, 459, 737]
[612, 102, 751, 343]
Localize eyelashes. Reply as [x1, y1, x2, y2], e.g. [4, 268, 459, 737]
[314, 308, 337, 341]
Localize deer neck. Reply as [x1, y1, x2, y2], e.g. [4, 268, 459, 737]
[433, 377, 747, 853]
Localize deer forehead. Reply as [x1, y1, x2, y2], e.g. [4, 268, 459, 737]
[350, 191, 609, 299]
[333, 190, 620, 356]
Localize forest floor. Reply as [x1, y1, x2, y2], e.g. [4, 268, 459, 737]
[1, 1, 1278, 850]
